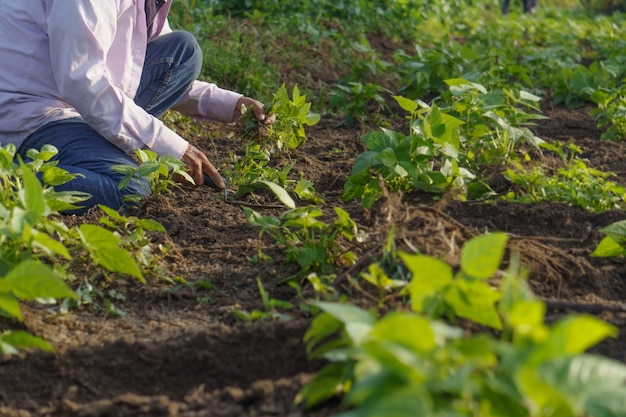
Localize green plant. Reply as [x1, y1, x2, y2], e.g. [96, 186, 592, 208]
[222, 84, 322, 204]
[342, 80, 546, 208]
[93, 205, 170, 279]
[244, 206, 357, 280]
[232, 277, 294, 321]
[111, 149, 193, 202]
[238, 84, 320, 152]
[297, 233, 626, 416]
[329, 81, 392, 126]
[0, 144, 173, 353]
[590, 219, 626, 258]
[0, 144, 85, 354]
[589, 85, 626, 141]
[502, 147, 626, 212]
[0, 260, 77, 354]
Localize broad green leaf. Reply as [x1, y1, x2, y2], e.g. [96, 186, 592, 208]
[507, 300, 548, 342]
[242, 207, 280, 231]
[304, 311, 344, 355]
[348, 356, 421, 404]
[28, 144, 58, 161]
[598, 220, 626, 246]
[348, 385, 432, 417]
[1, 330, 54, 352]
[296, 246, 326, 268]
[256, 180, 296, 208]
[333, 207, 357, 240]
[4, 260, 76, 300]
[401, 253, 453, 312]
[531, 315, 617, 363]
[517, 365, 575, 415]
[90, 246, 144, 282]
[394, 95, 419, 113]
[41, 166, 78, 186]
[461, 233, 509, 279]
[586, 386, 626, 417]
[305, 112, 321, 126]
[444, 279, 502, 329]
[0, 293, 22, 321]
[456, 334, 498, 368]
[295, 362, 348, 408]
[32, 231, 71, 259]
[18, 163, 48, 216]
[538, 354, 626, 397]
[79, 224, 121, 249]
[314, 301, 375, 345]
[376, 148, 399, 169]
[134, 218, 166, 232]
[368, 312, 436, 354]
[351, 151, 379, 174]
[362, 130, 398, 152]
[520, 90, 542, 102]
[98, 205, 125, 221]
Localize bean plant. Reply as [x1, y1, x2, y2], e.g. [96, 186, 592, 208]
[297, 233, 626, 416]
[0, 144, 170, 354]
[243, 205, 357, 281]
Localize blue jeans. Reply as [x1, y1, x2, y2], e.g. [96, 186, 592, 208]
[502, 0, 537, 13]
[18, 30, 202, 214]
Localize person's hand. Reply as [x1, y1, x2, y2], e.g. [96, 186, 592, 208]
[180, 144, 224, 190]
[233, 96, 271, 124]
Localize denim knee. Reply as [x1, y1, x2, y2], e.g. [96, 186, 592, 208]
[169, 30, 203, 80]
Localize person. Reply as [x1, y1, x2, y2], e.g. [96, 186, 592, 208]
[0, 0, 269, 214]
[502, 0, 537, 14]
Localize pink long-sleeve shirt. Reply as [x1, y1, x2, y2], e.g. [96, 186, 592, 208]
[0, 0, 242, 158]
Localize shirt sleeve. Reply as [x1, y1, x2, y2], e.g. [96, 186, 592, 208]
[171, 82, 243, 123]
[46, 1, 188, 158]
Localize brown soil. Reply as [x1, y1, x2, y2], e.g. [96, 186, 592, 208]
[2, 92, 626, 416]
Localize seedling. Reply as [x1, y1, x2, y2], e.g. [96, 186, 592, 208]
[232, 277, 294, 322]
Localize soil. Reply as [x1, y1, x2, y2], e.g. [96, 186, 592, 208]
[3, 75, 626, 417]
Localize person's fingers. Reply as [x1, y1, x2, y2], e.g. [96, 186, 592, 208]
[250, 101, 266, 122]
[182, 144, 223, 188]
[203, 165, 225, 190]
[263, 112, 277, 125]
[236, 96, 267, 123]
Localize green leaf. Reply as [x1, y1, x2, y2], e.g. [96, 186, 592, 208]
[531, 315, 617, 363]
[79, 224, 121, 249]
[41, 166, 78, 186]
[394, 95, 418, 113]
[349, 385, 432, 417]
[401, 253, 453, 312]
[507, 300, 547, 341]
[0, 293, 23, 321]
[295, 362, 348, 408]
[368, 312, 436, 354]
[304, 311, 344, 355]
[461, 233, 509, 279]
[305, 112, 321, 126]
[4, 260, 76, 301]
[19, 163, 48, 216]
[1, 330, 54, 352]
[444, 279, 502, 329]
[90, 246, 144, 282]
[313, 301, 375, 345]
[32, 231, 71, 259]
[256, 180, 296, 208]
[590, 236, 626, 257]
